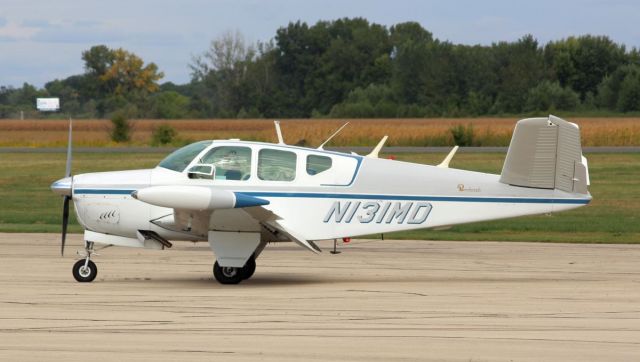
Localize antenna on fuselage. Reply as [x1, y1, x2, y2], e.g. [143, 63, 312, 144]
[274, 120, 285, 144]
[317, 122, 349, 150]
[366, 135, 388, 158]
[437, 145, 459, 168]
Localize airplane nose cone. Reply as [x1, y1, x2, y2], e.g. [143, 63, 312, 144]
[51, 176, 72, 196]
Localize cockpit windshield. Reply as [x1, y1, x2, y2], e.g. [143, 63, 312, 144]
[158, 141, 212, 172]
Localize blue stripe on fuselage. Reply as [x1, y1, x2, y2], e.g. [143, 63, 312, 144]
[75, 189, 134, 195]
[239, 192, 590, 204]
[73, 188, 590, 205]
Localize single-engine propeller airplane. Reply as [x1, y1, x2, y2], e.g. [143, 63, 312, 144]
[51, 115, 591, 284]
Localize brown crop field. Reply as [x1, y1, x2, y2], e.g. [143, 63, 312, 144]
[1, 117, 639, 147]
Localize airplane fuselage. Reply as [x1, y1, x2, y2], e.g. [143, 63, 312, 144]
[67, 140, 590, 242]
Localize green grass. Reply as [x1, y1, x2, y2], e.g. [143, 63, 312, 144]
[380, 153, 640, 242]
[0, 153, 162, 233]
[0, 152, 638, 243]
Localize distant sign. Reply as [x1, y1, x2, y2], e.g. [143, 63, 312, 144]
[36, 98, 60, 112]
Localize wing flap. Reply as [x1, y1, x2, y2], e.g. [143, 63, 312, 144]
[268, 220, 322, 254]
[244, 206, 321, 254]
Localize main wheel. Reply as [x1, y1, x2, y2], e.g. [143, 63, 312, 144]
[240, 257, 256, 280]
[72, 259, 97, 283]
[213, 261, 242, 284]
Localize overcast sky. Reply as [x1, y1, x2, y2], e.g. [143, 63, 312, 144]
[1, 0, 639, 88]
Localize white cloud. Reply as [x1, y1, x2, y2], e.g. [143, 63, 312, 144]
[0, 21, 40, 41]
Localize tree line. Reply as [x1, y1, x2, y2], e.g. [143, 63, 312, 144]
[1, 18, 639, 119]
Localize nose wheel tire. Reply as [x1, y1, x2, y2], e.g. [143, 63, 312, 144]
[72, 259, 97, 282]
[213, 261, 243, 284]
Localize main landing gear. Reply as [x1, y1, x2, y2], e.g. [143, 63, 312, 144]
[72, 241, 98, 282]
[213, 255, 256, 284]
[69, 240, 259, 284]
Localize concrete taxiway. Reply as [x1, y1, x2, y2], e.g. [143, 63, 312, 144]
[0, 233, 639, 361]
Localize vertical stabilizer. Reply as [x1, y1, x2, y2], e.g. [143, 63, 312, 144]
[500, 115, 589, 194]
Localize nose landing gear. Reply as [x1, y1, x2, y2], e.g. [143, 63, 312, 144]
[72, 241, 98, 282]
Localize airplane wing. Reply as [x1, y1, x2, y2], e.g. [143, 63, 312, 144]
[133, 186, 321, 253]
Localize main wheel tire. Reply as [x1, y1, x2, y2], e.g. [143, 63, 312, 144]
[240, 257, 256, 280]
[213, 261, 242, 284]
[72, 259, 97, 283]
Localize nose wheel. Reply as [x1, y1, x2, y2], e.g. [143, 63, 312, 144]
[72, 259, 97, 282]
[72, 241, 98, 282]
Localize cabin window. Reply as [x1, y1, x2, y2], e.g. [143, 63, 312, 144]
[306, 155, 332, 175]
[258, 149, 296, 181]
[200, 146, 252, 181]
[158, 140, 212, 172]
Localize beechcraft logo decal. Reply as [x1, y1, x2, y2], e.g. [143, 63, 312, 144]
[457, 184, 481, 192]
[323, 201, 432, 224]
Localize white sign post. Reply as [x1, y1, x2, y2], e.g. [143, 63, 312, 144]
[36, 98, 60, 112]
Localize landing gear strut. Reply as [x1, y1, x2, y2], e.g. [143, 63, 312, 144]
[213, 255, 256, 284]
[72, 241, 98, 282]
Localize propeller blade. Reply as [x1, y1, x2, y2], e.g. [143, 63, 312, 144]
[65, 119, 73, 177]
[61, 195, 70, 256]
[57, 118, 73, 257]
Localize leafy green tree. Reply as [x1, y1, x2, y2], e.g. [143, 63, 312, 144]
[83, 45, 116, 76]
[596, 64, 640, 111]
[545, 35, 627, 98]
[330, 83, 396, 117]
[524, 81, 580, 112]
[389, 22, 432, 105]
[151, 124, 178, 145]
[272, 18, 393, 117]
[450, 124, 475, 146]
[190, 30, 258, 117]
[101, 48, 164, 96]
[152, 91, 190, 119]
[491, 35, 544, 113]
[79, 45, 164, 117]
[81, 45, 116, 99]
[617, 66, 640, 111]
[110, 112, 131, 142]
[304, 18, 391, 114]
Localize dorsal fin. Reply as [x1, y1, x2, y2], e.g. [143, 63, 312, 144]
[366, 135, 388, 158]
[318, 122, 349, 150]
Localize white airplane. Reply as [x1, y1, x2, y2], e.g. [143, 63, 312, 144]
[51, 115, 591, 284]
